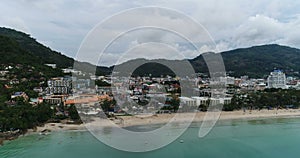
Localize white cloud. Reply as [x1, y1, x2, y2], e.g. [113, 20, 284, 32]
[0, 16, 31, 34]
[0, 0, 300, 66]
[233, 14, 285, 47]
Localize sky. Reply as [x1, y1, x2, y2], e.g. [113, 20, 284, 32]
[1, 0, 300, 66]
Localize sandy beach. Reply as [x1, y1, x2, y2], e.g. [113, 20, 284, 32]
[28, 109, 300, 134]
[26, 123, 86, 135]
[116, 109, 300, 127]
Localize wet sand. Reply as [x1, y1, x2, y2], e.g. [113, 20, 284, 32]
[28, 109, 300, 133]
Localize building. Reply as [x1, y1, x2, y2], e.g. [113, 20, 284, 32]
[29, 97, 43, 105]
[64, 94, 99, 106]
[43, 95, 67, 105]
[267, 70, 287, 89]
[74, 78, 90, 89]
[255, 83, 266, 91]
[181, 96, 232, 107]
[179, 97, 196, 106]
[11, 92, 28, 100]
[45, 64, 56, 69]
[220, 76, 235, 85]
[0, 70, 9, 76]
[45, 77, 72, 95]
[62, 68, 82, 75]
[192, 96, 209, 106]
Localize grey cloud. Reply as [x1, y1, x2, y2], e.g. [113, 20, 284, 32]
[1, 0, 300, 66]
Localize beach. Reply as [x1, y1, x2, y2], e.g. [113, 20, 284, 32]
[30, 108, 300, 133]
[2, 111, 300, 158]
[26, 122, 86, 134]
[116, 109, 300, 127]
[2, 108, 300, 157]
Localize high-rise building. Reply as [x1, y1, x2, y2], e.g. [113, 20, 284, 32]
[45, 77, 72, 95]
[267, 70, 287, 89]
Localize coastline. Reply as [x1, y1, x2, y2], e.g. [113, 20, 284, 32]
[116, 109, 300, 127]
[2, 108, 300, 145]
[25, 123, 86, 135]
[0, 122, 86, 146]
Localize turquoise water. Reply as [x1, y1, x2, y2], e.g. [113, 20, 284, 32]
[1, 117, 300, 158]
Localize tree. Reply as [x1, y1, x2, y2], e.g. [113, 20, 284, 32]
[68, 104, 81, 121]
[36, 103, 53, 123]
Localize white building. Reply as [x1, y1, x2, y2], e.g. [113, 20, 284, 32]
[267, 70, 287, 89]
[45, 64, 56, 69]
[45, 77, 72, 95]
[181, 96, 232, 107]
[220, 76, 235, 85]
[192, 97, 209, 106]
[179, 97, 196, 106]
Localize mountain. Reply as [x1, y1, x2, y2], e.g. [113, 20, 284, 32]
[0, 34, 65, 78]
[0, 27, 111, 76]
[117, 44, 300, 78]
[1, 27, 300, 78]
[113, 58, 186, 77]
[0, 35, 38, 65]
[220, 44, 300, 78]
[0, 27, 74, 68]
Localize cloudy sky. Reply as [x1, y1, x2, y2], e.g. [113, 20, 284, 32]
[1, 0, 300, 66]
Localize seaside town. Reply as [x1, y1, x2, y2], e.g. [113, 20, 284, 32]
[2, 1, 300, 157]
[1, 62, 300, 118]
[2, 42, 300, 158]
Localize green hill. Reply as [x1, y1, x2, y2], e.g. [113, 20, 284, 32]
[221, 44, 300, 78]
[0, 27, 111, 76]
[0, 27, 73, 68]
[0, 35, 63, 78]
[126, 44, 300, 78]
[1, 27, 300, 78]
[190, 44, 300, 78]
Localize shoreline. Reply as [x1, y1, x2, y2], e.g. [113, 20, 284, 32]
[116, 109, 300, 127]
[2, 109, 300, 145]
[29, 109, 300, 132]
[0, 122, 86, 146]
[25, 123, 86, 136]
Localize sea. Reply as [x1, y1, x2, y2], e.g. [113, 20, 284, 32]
[1, 117, 300, 158]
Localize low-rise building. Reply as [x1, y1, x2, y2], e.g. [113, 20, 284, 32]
[45, 64, 56, 69]
[11, 92, 28, 100]
[43, 95, 68, 105]
[179, 97, 196, 106]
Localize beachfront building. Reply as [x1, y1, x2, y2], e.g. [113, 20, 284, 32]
[192, 96, 209, 106]
[267, 70, 287, 89]
[179, 97, 197, 106]
[181, 96, 232, 107]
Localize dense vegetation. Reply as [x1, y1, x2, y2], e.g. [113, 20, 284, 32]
[2, 27, 300, 78]
[0, 100, 81, 132]
[0, 100, 53, 132]
[132, 62, 176, 77]
[2, 27, 300, 134]
[0, 35, 64, 78]
[220, 44, 300, 78]
[0, 27, 73, 68]
[0, 80, 81, 133]
[223, 89, 300, 111]
[0, 27, 111, 75]
[0, 28, 83, 134]
[111, 45, 300, 78]
[95, 80, 111, 87]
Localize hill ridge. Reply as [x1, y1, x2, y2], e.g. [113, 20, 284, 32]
[1, 27, 300, 78]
